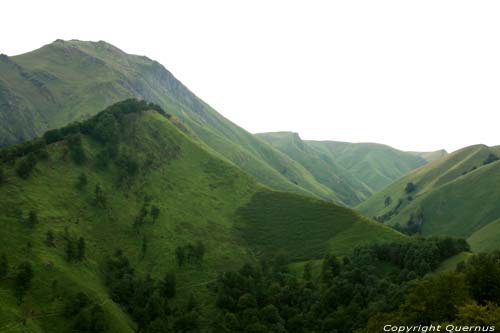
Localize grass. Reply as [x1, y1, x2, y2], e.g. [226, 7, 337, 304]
[235, 189, 405, 261]
[435, 252, 474, 273]
[358, 145, 500, 240]
[468, 218, 500, 253]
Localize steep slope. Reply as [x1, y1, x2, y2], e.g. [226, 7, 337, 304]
[358, 144, 500, 242]
[0, 39, 344, 203]
[0, 100, 404, 331]
[256, 132, 428, 205]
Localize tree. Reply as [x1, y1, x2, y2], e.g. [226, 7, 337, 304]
[162, 272, 176, 298]
[0, 167, 4, 184]
[321, 254, 341, 283]
[141, 236, 148, 258]
[15, 262, 34, 298]
[175, 246, 185, 267]
[16, 154, 37, 179]
[405, 182, 416, 194]
[76, 173, 88, 190]
[399, 273, 469, 324]
[303, 262, 313, 281]
[27, 210, 38, 228]
[384, 196, 392, 207]
[94, 184, 106, 208]
[66, 134, 86, 165]
[77, 237, 86, 260]
[465, 253, 500, 304]
[151, 205, 160, 223]
[65, 239, 76, 261]
[0, 253, 8, 278]
[45, 230, 55, 247]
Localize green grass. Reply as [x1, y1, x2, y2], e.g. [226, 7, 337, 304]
[468, 218, 500, 253]
[358, 145, 500, 240]
[257, 132, 428, 205]
[235, 190, 405, 261]
[435, 252, 474, 273]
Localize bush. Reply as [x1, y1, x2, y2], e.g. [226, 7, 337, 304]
[405, 182, 416, 194]
[16, 154, 37, 179]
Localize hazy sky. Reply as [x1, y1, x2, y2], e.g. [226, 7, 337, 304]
[2, 1, 499, 152]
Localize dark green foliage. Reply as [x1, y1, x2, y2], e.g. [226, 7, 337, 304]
[16, 154, 37, 179]
[175, 242, 205, 267]
[405, 182, 416, 194]
[76, 172, 88, 190]
[0, 166, 5, 184]
[394, 209, 425, 235]
[73, 304, 109, 333]
[151, 205, 160, 222]
[66, 133, 86, 164]
[483, 153, 499, 165]
[43, 128, 63, 144]
[27, 209, 38, 228]
[15, 261, 33, 297]
[321, 254, 340, 283]
[0, 138, 47, 163]
[212, 237, 470, 332]
[374, 199, 403, 223]
[45, 230, 55, 247]
[77, 237, 86, 260]
[141, 236, 148, 258]
[103, 250, 195, 332]
[465, 253, 500, 304]
[94, 184, 106, 208]
[162, 272, 176, 298]
[384, 196, 392, 207]
[0, 253, 8, 278]
[303, 262, 312, 281]
[64, 292, 90, 318]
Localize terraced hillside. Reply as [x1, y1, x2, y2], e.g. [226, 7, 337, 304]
[358, 144, 500, 251]
[0, 100, 404, 332]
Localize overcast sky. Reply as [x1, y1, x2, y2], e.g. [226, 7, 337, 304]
[2, 1, 499, 152]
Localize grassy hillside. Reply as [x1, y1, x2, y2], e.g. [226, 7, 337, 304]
[358, 145, 500, 245]
[0, 39, 350, 203]
[0, 100, 258, 332]
[0, 100, 403, 331]
[236, 190, 404, 261]
[468, 218, 500, 253]
[408, 149, 448, 162]
[257, 132, 428, 205]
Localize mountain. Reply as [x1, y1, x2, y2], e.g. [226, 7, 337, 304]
[407, 149, 448, 162]
[256, 132, 428, 205]
[358, 144, 500, 251]
[0, 39, 343, 203]
[0, 100, 404, 331]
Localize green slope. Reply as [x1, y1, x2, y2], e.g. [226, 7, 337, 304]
[236, 190, 404, 261]
[256, 132, 428, 205]
[358, 145, 500, 243]
[0, 39, 344, 203]
[0, 100, 404, 331]
[468, 218, 500, 253]
[408, 149, 448, 163]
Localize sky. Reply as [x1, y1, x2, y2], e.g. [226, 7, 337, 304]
[1, 1, 499, 152]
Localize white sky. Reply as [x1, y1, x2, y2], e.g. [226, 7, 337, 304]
[1, 1, 499, 152]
